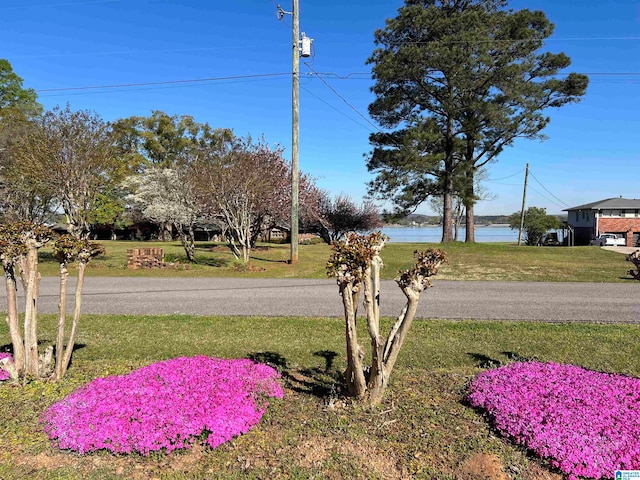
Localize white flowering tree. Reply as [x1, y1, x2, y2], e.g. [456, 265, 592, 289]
[124, 167, 200, 262]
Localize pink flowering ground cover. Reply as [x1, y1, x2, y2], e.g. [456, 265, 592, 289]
[466, 361, 640, 479]
[41, 356, 283, 455]
[0, 352, 12, 381]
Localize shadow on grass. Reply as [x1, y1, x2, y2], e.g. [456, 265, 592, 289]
[467, 353, 503, 369]
[467, 351, 539, 369]
[195, 257, 230, 267]
[247, 350, 344, 399]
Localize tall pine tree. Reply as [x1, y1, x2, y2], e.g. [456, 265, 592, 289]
[367, 0, 587, 242]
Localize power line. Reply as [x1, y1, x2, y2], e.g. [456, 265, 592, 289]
[301, 86, 373, 132]
[528, 185, 567, 210]
[25, 69, 640, 94]
[486, 168, 525, 182]
[9, 44, 291, 60]
[528, 170, 571, 208]
[1, 0, 119, 9]
[35, 73, 291, 93]
[304, 63, 382, 133]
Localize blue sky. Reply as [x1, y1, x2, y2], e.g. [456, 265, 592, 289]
[2, 0, 638, 215]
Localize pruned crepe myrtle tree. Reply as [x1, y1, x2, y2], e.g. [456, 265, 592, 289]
[327, 232, 446, 405]
[0, 224, 103, 381]
[52, 236, 104, 381]
[0, 223, 52, 377]
[626, 250, 640, 281]
[367, 0, 588, 242]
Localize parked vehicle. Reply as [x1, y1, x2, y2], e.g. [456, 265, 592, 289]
[590, 233, 626, 246]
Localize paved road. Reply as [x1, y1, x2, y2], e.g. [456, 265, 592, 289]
[3, 277, 639, 323]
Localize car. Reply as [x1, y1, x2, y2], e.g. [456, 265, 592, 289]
[590, 233, 627, 246]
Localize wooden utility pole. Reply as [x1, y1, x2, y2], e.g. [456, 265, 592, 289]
[290, 0, 300, 264]
[518, 163, 529, 246]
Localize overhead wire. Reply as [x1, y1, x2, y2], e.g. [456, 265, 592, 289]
[1, 0, 119, 9]
[528, 169, 571, 208]
[300, 86, 373, 132]
[528, 185, 568, 210]
[35, 73, 291, 93]
[486, 168, 525, 182]
[303, 63, 382, 133]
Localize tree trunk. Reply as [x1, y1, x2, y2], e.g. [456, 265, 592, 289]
[22, 247, 39, 375]
[340, 281, 366, 398]
[441, 186, 454, 242]
[53, 261, 68, 381]
[177, 223, 196, 263]
[364, 254, 386, 404]
[160, 222, 172, 242]
[465, 176, 476, 243]
[60, 261, 86, 378]
[3, 263, 24, 373]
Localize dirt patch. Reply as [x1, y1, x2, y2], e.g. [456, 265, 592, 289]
[338, 438, 403, 479]
[455, 453, 509, 480]
[294, 436, 334, 469]
[520, 462, 563, 480]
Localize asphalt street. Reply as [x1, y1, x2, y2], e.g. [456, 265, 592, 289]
[3, 277, 639, 323]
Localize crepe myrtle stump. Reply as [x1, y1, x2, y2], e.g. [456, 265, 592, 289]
[327, 232, 446, 406]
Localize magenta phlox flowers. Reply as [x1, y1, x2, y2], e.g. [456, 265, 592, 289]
[0, 352, 12, 381]
[41, 356, 283, 455]
[466, 361, 640, 479]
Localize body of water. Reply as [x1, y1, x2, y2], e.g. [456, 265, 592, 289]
[381, 225, 518, 243]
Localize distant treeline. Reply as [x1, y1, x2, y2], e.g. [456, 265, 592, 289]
[387, 214, 567, 226]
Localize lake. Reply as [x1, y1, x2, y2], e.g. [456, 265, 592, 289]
[381, 225, 518, 243]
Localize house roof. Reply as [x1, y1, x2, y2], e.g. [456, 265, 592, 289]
[564, 197, 640, 211]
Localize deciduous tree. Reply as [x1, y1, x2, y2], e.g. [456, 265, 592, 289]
[508, 206, 560, 246]
[192, 137, 290, 263]
[12, 105, 124, 240]
[0, 59, 42, 120]
[316, 193, 382, 244]
[367, 0, 588, 242]
[112, 111, 233, 241]
[124, 168, 200, 262]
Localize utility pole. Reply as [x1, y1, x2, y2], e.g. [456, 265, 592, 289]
[290, 0, 300, 264]
[278, 2, 312, 264]
[517, 163, 529, 246]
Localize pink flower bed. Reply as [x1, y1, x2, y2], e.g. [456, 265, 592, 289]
[41, 356, 283, 455]
[0, 352, 12, 381]
[466, 361, 640, 479]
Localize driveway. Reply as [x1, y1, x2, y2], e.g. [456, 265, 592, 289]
[3, 277, 639, 324]
[601, 246, 639, 255]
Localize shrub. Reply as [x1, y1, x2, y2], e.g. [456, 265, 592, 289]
[41, 356, 283, 455]
[466, 361, 640, 479]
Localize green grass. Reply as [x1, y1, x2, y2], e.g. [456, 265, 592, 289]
[35, 239, 634, 282]
[2, 315, 640, 479]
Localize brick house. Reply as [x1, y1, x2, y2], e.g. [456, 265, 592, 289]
[564, 197, 640, 246]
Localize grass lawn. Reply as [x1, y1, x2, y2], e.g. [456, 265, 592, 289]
[2, 315, 640, 479]
[35, 239, 635, 282]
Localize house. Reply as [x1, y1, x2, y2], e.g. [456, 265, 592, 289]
[564, 197, 640, 246]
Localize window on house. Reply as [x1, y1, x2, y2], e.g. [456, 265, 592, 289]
[635, 209, 639, 218]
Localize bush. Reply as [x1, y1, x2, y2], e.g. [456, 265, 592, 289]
[466, 361, 640, 479]
[41, 356, 283, 455]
